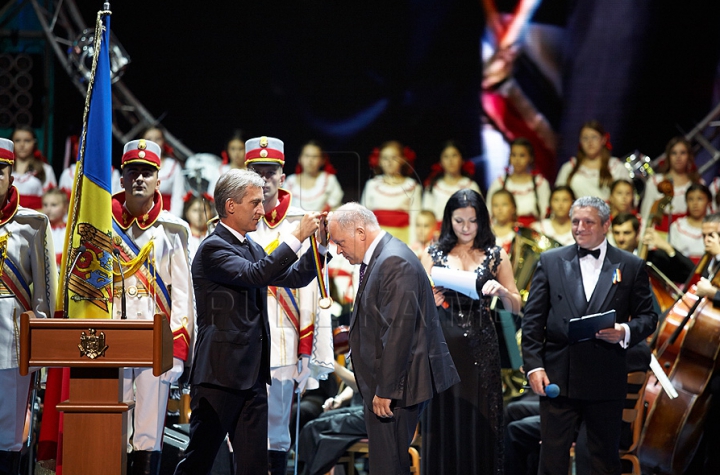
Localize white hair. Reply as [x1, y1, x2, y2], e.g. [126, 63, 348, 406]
[329, 202, 380, 233]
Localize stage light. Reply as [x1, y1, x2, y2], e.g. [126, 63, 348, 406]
[68, 28, 130, 84]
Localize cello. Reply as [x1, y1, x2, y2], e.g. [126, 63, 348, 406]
[637, 254, 720, 474]
[638, 180, 676, 313]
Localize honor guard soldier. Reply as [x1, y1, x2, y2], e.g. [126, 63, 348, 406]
[112, 139, 194, 475]
[246, 136, 332, 474]
[0, 138, 57, 474]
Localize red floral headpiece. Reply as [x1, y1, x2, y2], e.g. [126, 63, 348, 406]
[295, 153, 337, 175]
[33, 148, 48, 164]
[423, 160, 476, 187]
[604, 132, 613, 151]
[182, 191, 214, 203]
[162, 142, 175, 159]
[368, 145, 416, 169]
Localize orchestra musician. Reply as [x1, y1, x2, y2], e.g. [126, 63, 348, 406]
[672, 212, 720, 474]
[611, 213, 694, 283]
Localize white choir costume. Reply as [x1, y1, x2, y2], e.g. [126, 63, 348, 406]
[0, 138, 57, 455]
[486, 174, 550, 226]
[158, 156, 186, 218]
[111, 140, 194, 458]
[531, 219, 575, 246]
[555, 157, 627, 201]
[361, 175, 422, 244]
[11, 161, 57, 210]
[422, 176, 481, 224]
[285, 170, 343, 212]
[495, 229, 516, 255]
[641, 175, 701, 235]
[668, 216, 704, 263]
[59, 163, 122, 196]
[50, 221, 66, 265]
[11, 172, 44, 210]
[709, 177, 720, 213]
[40, 162, 57, 191]
[244, 137, 333, 462]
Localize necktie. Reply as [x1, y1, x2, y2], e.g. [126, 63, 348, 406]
[241, 236, 257, 260]
[359, 263, 367, 286]
[578, 247, 600, 259]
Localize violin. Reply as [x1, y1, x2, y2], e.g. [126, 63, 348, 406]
[638, 179, 673, 260]
[333, 325, 350, 356]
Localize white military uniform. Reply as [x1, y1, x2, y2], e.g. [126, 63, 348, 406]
[111, 190, 194, 452]
[0, 187, 57, 451]
[249, 188, 333, 452]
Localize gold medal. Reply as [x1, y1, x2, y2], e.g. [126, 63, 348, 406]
[319, 297, 333, 309]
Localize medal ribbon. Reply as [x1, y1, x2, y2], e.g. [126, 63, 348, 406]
[310, 235, 330, 303]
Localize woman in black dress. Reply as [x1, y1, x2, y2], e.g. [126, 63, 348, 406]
[421, 189, 521, 474]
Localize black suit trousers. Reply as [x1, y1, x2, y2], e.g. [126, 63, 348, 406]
[363, 403, 422, 475]
[174, 377, 268, 475]
[504, 399, 541, 475]
[539, 396, 624, 475]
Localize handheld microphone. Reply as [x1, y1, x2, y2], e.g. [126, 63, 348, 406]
[545, 383, 560, 398]
[112, 248, 127, 320]
[63, 244, 87, 318]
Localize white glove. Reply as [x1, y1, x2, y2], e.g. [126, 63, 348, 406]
[295, 355, 312, 393]
[160, 357, 184, 385]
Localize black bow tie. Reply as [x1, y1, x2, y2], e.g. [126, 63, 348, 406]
[578, 247, 600, 259]
[239, 238, 249, 247]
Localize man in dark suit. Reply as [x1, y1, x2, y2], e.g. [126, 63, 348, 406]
[522, 196, 657, 475]
[327, 202, 459, 475]
[174, 169, 327, 475]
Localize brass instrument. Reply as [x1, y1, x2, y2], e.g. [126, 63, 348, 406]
[510, 227, 563, 302]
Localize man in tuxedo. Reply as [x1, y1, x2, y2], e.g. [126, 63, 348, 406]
[174, 169, 327, 475]
[522, 196, 656, 475]
[327, 202, 459, 475]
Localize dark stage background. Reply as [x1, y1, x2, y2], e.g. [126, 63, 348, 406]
[49, 0, 720, 196]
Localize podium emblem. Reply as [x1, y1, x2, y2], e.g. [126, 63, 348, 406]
[78, 329, 109, 359]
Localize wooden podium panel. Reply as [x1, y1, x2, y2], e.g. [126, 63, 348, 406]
[20, 313, 173, 376]
[19, 313, 173, 475]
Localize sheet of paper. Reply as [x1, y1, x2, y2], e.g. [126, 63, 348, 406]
[431, 266, 479, 299]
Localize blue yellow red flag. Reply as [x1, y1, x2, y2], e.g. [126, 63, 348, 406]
[57, 11, 114, 319]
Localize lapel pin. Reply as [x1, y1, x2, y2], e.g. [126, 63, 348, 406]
[613, 268, 622, 284]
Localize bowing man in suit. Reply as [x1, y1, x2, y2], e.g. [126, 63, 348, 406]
[522, 196, 656, 475]
[174, 169, 328, 475]
[327, 203, 459, 475]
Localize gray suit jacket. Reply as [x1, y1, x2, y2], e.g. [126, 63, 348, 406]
[349, 233, 460, 408]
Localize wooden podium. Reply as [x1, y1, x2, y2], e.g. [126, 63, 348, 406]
[20, 312, 172, 475]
